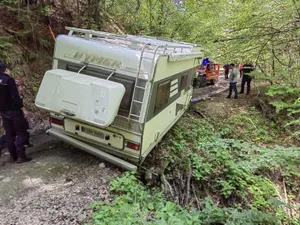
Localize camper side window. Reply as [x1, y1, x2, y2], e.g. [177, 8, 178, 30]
[180, 74, 188, 91]
[155, 80, 171, 112]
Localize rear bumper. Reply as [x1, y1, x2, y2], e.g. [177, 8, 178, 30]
[47, 128, 137, 171]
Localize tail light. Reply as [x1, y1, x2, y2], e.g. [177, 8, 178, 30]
[126, 141, 140, 151]
[50, 117, 64, 126]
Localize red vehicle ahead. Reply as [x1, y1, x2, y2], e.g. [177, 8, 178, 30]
[193, 62, 220, 88]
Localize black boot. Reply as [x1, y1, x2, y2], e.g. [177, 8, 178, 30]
[25, 143, 33, 148]
[17, 156, 32, 163]
[17, 152, 32, 163]
[10, 156, 18, 163]
[8, 150, 18, 163]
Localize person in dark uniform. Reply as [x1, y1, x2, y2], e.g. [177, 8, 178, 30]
[0, 63, 32, 163]
[240, 63, 254, 95]
[0, 77, 32, 158]
[15, 78, 32, 147]
[0, 133, 5, 157]
[238, 63, 243, 78]
[223, 64, 230, 79]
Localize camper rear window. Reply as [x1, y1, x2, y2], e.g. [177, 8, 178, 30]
[155, 80, 171, 112]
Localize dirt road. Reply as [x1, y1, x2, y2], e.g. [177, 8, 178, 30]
[192, 72, 229, 101]
[0, 135, 121, 224]
[0, 75, 229, 225]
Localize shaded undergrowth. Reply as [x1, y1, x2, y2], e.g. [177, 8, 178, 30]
[89, 104, 300, 225]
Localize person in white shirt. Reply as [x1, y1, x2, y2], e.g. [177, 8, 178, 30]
[226, 63, 238, 99]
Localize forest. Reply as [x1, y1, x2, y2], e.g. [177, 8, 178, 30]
[0, 0, 299, 224]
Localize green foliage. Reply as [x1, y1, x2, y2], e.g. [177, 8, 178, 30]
[89, 172, 200, 225]
[31, 73, 41, 92]
[216, 109, 281, 144]
[0, 42, 12, 63]
[0, 0, 17, 4]
[42, 7, 52, 17]
[267, 85, 300, 128]
[89, 172, 281, 225]
[189, 137, 282, 210]
[199, 198, 278, 225]
[88, 114, 299, 224]
[267, 85, 300, 115]
[162, 117, 300, 223]
[266, 85, 300, 138]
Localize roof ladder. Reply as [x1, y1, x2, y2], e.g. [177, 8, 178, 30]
[128, 43, 156, 122]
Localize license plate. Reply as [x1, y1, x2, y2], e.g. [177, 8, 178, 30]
[81, 127, 105, 139]
[64, 118, 124, 150]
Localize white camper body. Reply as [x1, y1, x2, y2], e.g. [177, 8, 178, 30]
[35, 27, 204, 170]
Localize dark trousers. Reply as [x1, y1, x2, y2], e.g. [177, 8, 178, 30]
[1, 109, 29, 159]
[0, 119, 30, 148]
[0, 134, 5, 147]
[228, 82, 238, 98]
[0, 132, 30, 147]
[224, 70, 229, 79]
[240, 74, 252, 94]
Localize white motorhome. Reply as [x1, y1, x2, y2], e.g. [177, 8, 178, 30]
[35, 27, 204, 170]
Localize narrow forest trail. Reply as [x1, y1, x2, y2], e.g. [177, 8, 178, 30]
[0, 1, 299, 223]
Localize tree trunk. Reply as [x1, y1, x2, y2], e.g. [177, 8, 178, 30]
[95, 0, 100, 28]
[148, 0, 153, 33]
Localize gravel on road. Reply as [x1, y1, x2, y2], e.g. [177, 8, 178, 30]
[0, 135, 121, 225]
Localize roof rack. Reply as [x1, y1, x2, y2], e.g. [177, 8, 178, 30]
[137, 35, 201, 47]
[65, 27, 199, 50]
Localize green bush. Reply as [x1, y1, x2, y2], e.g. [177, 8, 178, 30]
[0, 42, 12, 64]
[89, 172, 280, 225]
[164, 117, 299, 222]
[216, 111, 280, 144]
[89, 117, 299, 225]
[89, 172, 200, 225]
[266, 85, 300, 140]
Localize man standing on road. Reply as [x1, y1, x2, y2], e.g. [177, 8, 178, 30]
[0, 62, 32, 163]
[240, 62, 254, 95]
[223, 64, 230, 79]
[226, 63, 238, 99]
[239, 63, 243, 78]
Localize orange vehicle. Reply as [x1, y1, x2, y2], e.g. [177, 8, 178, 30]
[193, 62, 220, 88]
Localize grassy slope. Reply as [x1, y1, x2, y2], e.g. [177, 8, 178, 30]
[90, 89, 300, 225]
